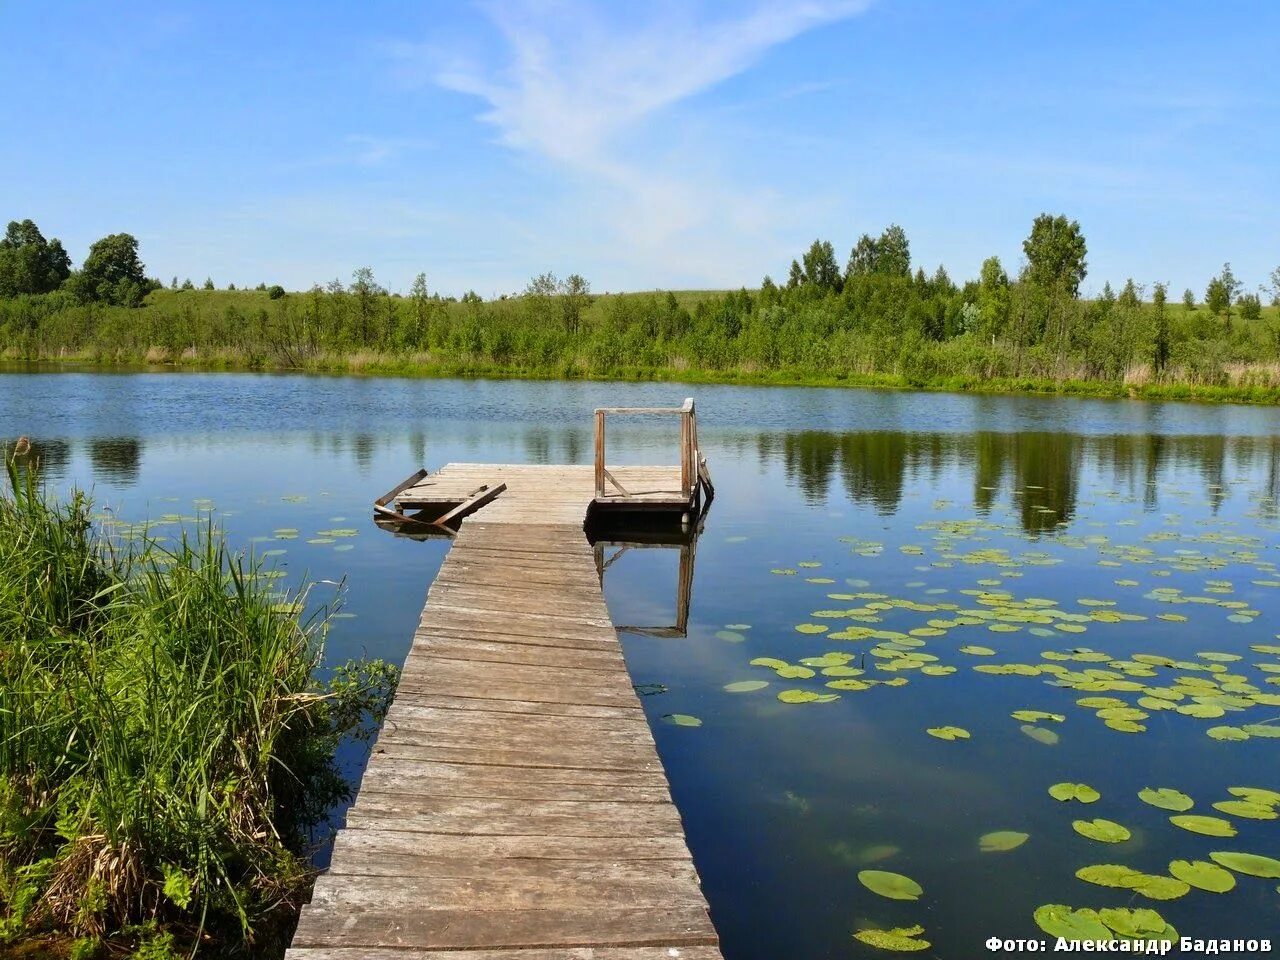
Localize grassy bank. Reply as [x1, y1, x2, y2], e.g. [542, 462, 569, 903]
[4, 284, 1280, 405]
[0, 462, 397, 958]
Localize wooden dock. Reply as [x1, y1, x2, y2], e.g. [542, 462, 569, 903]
[287, 402, 721, 959]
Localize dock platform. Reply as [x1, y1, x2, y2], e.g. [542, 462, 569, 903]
[287, 401, 721, 959]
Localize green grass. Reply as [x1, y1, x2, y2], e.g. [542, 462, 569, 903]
[0, 462, 397, 958]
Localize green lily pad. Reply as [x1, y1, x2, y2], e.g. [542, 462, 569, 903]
[1097, 907, 1177, 944]
[857, 869, 923, 901]
[777, 689, 839, 704]
[1208, 851, 1280, 878]
[716, 630, 746, 643]
[926, 726, 970, 741]
[1049, 782, 1100, 803]
[1021, 725, 1059, 745]
[1168, 859, 1236, 893]
[979, 830, 1029, 852]
[1072, 818, 1131, 843]
[1033, 904, 1114, 941]
[1211, 800, 1278, 820]
[1075, 865, 1190, 900]
[662, 714, 702, 727]
[1012, 710, 1065, 723]
[795, 623, 829, 634]
[1206, 725, 1249, 741]
[723, 680, 769, 693]
[1138, 787, 1193, 812]
[959, 645, 995, 656]
[749, 657, 788, 669]
[852, 925, 930, 952]
[1169, 815, 1236, 837]
[1228, 786, 1280, 806]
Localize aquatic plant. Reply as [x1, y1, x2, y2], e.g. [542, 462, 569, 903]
[0, 462, 397, 955]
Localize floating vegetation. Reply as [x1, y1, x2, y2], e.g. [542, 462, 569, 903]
[979, 830, 1029, 852]
[1075, 865, 1190, 900]
[852, 925, 931, 952]
[723, 680, 769, 693]
[926, 725, 970, 741]
[1138, 787, 1194, 812]
[1168, 815, 1236, 838]
[1208, 851, 1280, 878]
[662, 713, 702, 727]
[857, 870, 923, 901]
[1168, 859, 1236, 892]
[1033, 904, 1113, 940]
[1072, 819, 1131, 843]
[1049, 782, 1100, 803]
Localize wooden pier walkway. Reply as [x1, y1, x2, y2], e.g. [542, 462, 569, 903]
[287, 402, 721, 959]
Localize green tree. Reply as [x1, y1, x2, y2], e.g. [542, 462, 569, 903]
[350, 266, 382, 343]
[786, 259, 803, 289]
[876, 224, 911, 277]
[561, 273, 592, 335]
[68, 232, 149, 306]
[1022, 214, 1087, 373]
[801, 240, 841, 291]
[845, 234, 879, 279]
[1269, 266, 1280, 306]
[1151, 282, 1169, 376]
[975, 255, 1010, 343]
[0, 219, 72, 296]
[1205, 263, 1240, 328]
[1181, 288, 1196, 311]
[1238, 292, 1262, 322]
[1022, 214, 1088, 296]
[203, 277, 214, 290]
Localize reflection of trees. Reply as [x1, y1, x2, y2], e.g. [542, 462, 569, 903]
[1009, 433, 1080, 535]
[11, 438, 72, 480]
[88, 438, 143, 484]
[782, 432, 839, 504]
[838, 432, 911, 515]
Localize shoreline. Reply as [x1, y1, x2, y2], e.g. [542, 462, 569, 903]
[4, 354, 1280, 407]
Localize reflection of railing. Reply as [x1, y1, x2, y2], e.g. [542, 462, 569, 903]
[593, 398, 713, 504]
[591, 514, 705, 638]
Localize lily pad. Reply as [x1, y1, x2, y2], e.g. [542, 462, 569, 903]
[723, 680, 769, 693]
[979, 830, 1029, 852]
[1021, 725, 1059, 745]
[1138, 787, 1193, 812]
[1208, 851, 1280, 878]
[1032, 904, 1113, 941]
[777, 689, 839, 704]
[1072, 818, 1131, 843]
[1049, 782, 1100, 803]
[662, 714, 702, 727]
[926, 726, 970, 741]
[1169, 815, 1236, 837]
[1168, 859, 1236, 893]
[857, 869, 923, 901]
[1228, 786, 1280, 806]
[1097, 907, 1177, 944]
[1206, 725, 1249, 741]
[852, 925, 931, 952]
[1211, 800, 1278, 821]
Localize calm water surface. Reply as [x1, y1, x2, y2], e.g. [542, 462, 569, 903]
[4, 369, 1280, 958]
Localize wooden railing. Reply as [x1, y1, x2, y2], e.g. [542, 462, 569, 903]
[594, 397, 707, 500]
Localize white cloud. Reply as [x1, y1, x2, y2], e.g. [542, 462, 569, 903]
[395, 0, 871, 286]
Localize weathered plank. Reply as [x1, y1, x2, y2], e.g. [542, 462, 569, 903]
[290, 506, 720, 957]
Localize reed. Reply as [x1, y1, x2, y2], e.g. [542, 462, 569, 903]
[0, 461, 396, 957]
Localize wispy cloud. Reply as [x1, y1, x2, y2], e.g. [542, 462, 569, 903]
[392, 0, 871, 285]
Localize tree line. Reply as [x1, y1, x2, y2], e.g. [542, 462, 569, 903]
[2, 215, 1279, 397]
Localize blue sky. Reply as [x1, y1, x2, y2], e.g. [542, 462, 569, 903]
[3, 1, 1276, 297]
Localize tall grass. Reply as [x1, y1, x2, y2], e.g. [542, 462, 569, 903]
[0, 462, 396, 957]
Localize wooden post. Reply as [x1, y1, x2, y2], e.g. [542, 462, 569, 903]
[594, 409, 606, 498]
[680, 409, 691, 499]
[675, 536, 695, 635]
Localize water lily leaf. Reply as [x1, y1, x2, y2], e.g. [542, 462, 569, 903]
[1208, 851, 1280, 878]
[979, 830, 1029, 852]
[662, 713, 702, 727]
[1049, 782, 1100, 803]
[723, 680, 769, 693]
[1012, 710, 1065, 723]
[795, 623, 829, 634]
[826, 678, 871, 690]
[1072, 818, 1131, 843]
[1169, 815, 1236, 837]
[1211, 800, 1278, 820]
[716, 630, 746, 643]
[1075, 865, 1190, 900]
[927, 726, 970, 741]
[1033, 904, 1114, 941]
[1138, 787, 1193, 812]
[959, 645, 995, 655]
[1098, 907, 1177, 944]
[749, 657, 788, 669]
[1206, 725, 1249, 741]
[857, 869, 923, 901]
[775, 665, 817, 679]
[777, 689, 839, 704]
[1168, 859, 1236, 893]
[852, 926, 930, 952]
[1021, 725, 1059, 745]
[1227, 786, 1280, 806]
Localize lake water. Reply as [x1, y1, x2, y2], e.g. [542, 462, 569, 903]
[4, 368, 1280, 957]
